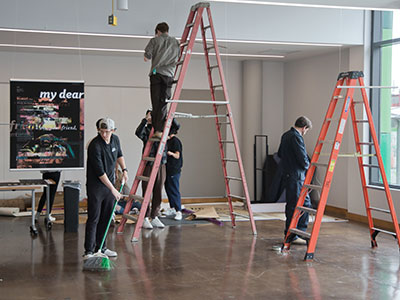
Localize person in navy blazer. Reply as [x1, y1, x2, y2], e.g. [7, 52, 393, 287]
[277, 116, 312, 244]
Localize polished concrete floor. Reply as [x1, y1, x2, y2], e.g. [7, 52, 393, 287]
[1, 216, 400, 300]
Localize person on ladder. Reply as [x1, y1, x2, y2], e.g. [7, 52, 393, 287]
[84, 118, 128, 259]
[144, 22, 180, 139]
[277, 116, 312, 245]
[135, 110, 167, 229]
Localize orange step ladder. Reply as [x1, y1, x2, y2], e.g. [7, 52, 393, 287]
[282, 71, 400, 260]
[117, 2, 257, 241]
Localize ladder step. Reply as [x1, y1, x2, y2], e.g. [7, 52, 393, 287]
[355, 120, 369, 123]
[129, 195, 144, 202]
[232, 212, 250, 219]
[176, 60, 184, 66]
[136, 175, 150, 182]
[181, 41, 189, 48]
[333, 95, 344, 99]
[289, 228, 311, 240]
[220, 140, 234, 143]
[297, 206, 317, 214]
[210, 65, 219, 70]
[223, 158, 238, 162]
[123, 214, 137, 222]
[207, 46, 215, 51]
[143, 156, 155, 162]
[225, 176, 242, 181]
[304, 184, 323, 191]
[369, 206, 391, 214]
[365, 185, 384, 191]
[318, 140, 334, 144]
[149, 137, 161, 142]
[372, 227, 397, 237]
[312, 162, 329, 168]
[186, 22, 195, 28]
[362, 164, 379, 168]
[353, 100, 364, 104]
[204, 25, 211, 30]
[229, 194, 246, 201]
[213, 84, 223, 89]
[218, 121, 231, 125]
[359, 142, 374, 145]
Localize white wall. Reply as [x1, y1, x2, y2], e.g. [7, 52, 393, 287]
[0, 0, 364, 45]
[0, 49, 242, 199]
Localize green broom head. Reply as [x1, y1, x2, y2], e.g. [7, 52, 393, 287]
[83, 255, 115, 272]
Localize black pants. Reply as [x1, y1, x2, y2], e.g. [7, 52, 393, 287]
[37, 171, 61, 214]
[84, 186, 115, 253]
[142, 163, 166, 219]
[150, 74, 173, 132]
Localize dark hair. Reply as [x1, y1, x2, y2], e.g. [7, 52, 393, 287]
[155, 22, 169, 34]
[170, 118, 180, 134]
[95, 118, 102, 129]
[295, 116, 312, 129]
[146, 109, 152, 115]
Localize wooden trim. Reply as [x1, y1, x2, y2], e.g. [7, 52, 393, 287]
[326, 205, 397, 232]
[162, 197, 230, 204]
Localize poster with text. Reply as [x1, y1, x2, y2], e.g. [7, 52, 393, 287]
[10, 80, 84, 170]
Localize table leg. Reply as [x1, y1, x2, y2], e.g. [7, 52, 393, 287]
[30, 189, 38, 236]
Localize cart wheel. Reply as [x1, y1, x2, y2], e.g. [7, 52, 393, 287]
[30, 226, 38, 236]
[44, 218, 52, 231]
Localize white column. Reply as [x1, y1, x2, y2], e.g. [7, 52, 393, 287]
[241, 60, 262, 201]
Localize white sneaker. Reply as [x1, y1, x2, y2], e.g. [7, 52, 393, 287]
[174, 211, 182, 221]
[83, 252, 94, 260]
[142, 217, 153, 229]
[48, 214, 56, 222]
[103, 249, 118, 257]
[151, 216, 165, 228]
[163, 207, 176, 217]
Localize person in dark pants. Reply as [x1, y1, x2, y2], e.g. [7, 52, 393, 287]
[165, 120, 183, 221]
[144, 22, 180, 138]
[35, 171, 61, 222]
[277, 116, 312, 245]
[135, 110, 167, 229]
[84, 118, 128, 259]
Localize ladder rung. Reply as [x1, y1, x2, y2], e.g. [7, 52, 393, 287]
[312, 162, 328, 168]
[207, 46, 215, 51]
[186, 22, 195, 28]
[129, 195, 144, 202]
[304, 184, 323, 191]
[143, 156, 155, 162]
[318, 140, 334, 144]
[213, 84, 223, 89]
[204, 25, 211, 30]
[372, 227, 397, 237]
[149, 137, 161, 142]
[365, 185, 384, 191]
[326, 118, 339, 122]
[223, 158, 238, 162]
[176, 60, 184, 66]
[232, 212, 250, 219]
[355, 120, 369, 123]
[362, 164, 379, 168]
[220, 140, 234, 143]
[289, 228, 311, 240]
[180, 41, 189, 48]
[166, 100, 229, 105]
[210, 65, 219, 69]
[369, 206, 391, 214]
[229, 194, 246, 200]
[123, 214, 137, 222]
[136, 175, 150, 182]
[297, 206, 317, 214]
[225, 176, 242, 181]
[359, 142, 374, 145]
[218, 121, 231, 125]
[333, 95, 343, 99]
[353, 100, 364, 104]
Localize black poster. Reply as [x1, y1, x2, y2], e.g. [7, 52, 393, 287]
[10, 80, 84, 170]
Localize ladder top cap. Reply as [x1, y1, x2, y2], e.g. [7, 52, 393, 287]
[337, 71, 364, 80]
[191, 2, 210, 10]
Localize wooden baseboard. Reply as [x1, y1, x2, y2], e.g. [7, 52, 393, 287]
[162, 197, 230, 204]
[326, 205, 397, 232]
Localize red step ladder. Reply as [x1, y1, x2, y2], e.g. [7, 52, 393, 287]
[117, 2, 257, 241]
[282, 71, 400, 260]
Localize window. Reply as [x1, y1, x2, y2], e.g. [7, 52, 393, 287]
[371, 11, 400, 186]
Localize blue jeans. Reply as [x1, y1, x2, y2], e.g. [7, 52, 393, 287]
[165, 172, 181, 211]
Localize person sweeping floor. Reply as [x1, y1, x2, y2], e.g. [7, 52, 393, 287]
[83, 118, 129, 262]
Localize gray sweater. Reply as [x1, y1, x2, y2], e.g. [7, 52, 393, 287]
[144, 33, 180, 77]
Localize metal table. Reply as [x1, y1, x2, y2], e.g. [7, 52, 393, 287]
[0, 179, 53, 236]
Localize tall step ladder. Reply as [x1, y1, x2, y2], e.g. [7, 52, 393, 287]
[282, 71, 400, 260]
[117, 2, 257, 241]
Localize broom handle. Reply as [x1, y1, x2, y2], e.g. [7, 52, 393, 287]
[99, 180, 125, 252]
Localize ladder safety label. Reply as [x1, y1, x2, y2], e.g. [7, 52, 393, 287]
[338, 118, 346, 134]
[329, 160, 336, 172]
[345, 96, 351, 112]
[334, 141, 340, 150]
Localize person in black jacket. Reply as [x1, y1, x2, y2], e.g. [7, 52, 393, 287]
[135, 110, 167, 229]
[278, 116, 312, 244]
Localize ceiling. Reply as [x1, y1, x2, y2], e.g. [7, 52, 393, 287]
[0, 0, 398, 61]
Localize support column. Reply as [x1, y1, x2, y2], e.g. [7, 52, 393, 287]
[242, 60, 262, 201]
